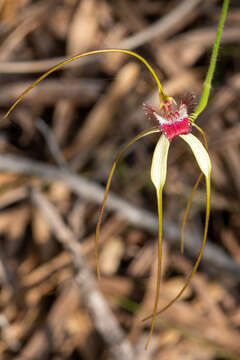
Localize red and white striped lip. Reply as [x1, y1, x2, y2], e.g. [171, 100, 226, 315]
[143, 102, 192, 141]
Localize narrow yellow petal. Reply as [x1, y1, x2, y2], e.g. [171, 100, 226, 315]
[145, 134, 169, 349]
[95, 127, 160, 279]
[181, 173, 203, 254]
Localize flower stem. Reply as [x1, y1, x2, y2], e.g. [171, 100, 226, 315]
[191, 0, 229, 122]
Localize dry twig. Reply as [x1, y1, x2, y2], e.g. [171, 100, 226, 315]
[0, 154, 238, 279]
[31, 188, 135, 360]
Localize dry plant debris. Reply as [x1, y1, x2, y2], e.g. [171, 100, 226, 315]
[0, 0, 240, 359]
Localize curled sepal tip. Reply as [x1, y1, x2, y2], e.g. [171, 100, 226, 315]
[145, 135, 170, 350]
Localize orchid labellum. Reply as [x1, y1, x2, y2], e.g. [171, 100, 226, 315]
[3, 0, 229, 350]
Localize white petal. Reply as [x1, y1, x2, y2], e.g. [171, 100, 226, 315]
[180, 133, 211, 177]
[151, 134, 170, 191]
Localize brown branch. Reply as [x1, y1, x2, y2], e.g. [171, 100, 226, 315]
[118, 0, 202, 49]
[0, 0, 212, 74]
[31, 188, 135, 360]
[0, 153, 239, 280]
[0, 79, 105, 107]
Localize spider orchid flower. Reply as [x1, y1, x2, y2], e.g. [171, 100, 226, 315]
[1, 50, 213, 350]
[95, 95, 211, 349]
[3, 1, 228, 349]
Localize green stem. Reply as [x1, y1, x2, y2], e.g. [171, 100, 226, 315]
[191, 0, 229, 122]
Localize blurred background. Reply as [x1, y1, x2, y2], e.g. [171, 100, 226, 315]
[0, 0, 240, 359]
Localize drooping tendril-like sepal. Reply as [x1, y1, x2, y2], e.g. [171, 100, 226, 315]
[3, 49, 167, 120]
[95, 127, 161, 279]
